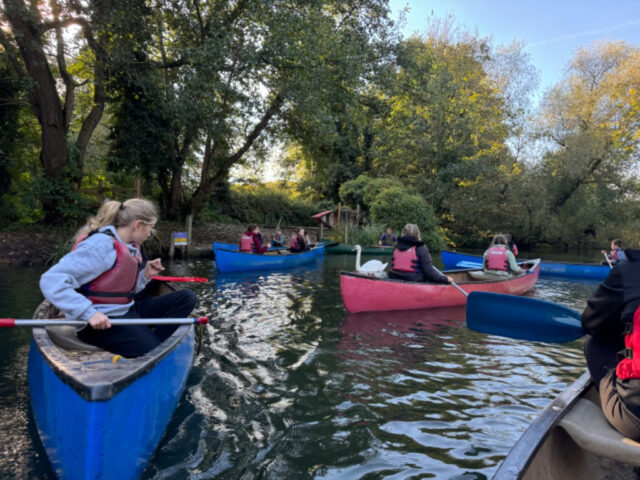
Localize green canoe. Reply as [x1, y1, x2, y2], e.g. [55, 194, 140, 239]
[321, 241, 394, 255]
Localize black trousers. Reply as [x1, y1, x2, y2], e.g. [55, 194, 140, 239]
[585, 335, 640, 439]
[77, 289, 197, 358]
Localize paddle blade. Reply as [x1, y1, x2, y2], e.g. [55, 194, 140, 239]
[466, 291, 585, 343]
[151, 276, 208, 283]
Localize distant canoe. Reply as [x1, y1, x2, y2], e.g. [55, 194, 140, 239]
[214, 244, 324, 272]
[441, 250, 610, 280]
[493, 371, 640, 479]
[340, 259, 540, 313]
[28, 281, 194, 479]
[321, 241, 394, 255]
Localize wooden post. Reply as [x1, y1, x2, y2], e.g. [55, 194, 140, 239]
[169, 231, 175, 259]
[344, 223, 348, 245]
[185, 214, 193, 258]
[356, 204, 360, 224]
[320, 223, 324, 240]
[134, 177, 141, 198]
[336, 202, 342, 226]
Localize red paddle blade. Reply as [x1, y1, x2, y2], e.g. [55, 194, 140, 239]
[151, 276, 208, 283]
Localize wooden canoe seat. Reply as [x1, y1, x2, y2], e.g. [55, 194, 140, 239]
[45, 326, 102, 352]
[559, 398, 640, 467]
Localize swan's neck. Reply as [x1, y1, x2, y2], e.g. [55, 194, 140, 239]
[355, 248, 361, 270]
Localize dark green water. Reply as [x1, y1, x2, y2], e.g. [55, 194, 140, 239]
[0, 252, 601, 479]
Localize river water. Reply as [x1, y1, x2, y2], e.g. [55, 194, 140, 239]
[0, 251, 603, 479]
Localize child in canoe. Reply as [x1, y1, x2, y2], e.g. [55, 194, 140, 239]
[240, 224, 270, 253]
[39, 199, 197, 358]
[601, 239, 627, 265]
[482, 234, 522, 276]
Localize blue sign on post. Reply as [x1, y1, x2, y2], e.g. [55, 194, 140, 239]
[173, 232, 188, 246]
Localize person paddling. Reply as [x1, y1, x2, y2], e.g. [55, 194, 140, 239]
[482, 234, 522, 276]
[581, 242, 640, 439]
[39, 199, 197, 358]
[240, 224, 270, 254]
[388, 224, 452, 284]
[601, 239, 627, 266]
[290, 228, 309, 252]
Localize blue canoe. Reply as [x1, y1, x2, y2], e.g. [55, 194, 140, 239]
[441, 250, 611, 280]
[27, 285, 194, 479]
[214, 244, 324, 272]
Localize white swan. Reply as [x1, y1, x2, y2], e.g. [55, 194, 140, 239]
[353, 244, 388, 276]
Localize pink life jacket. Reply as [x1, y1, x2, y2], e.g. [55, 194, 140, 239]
[392, 247, 418, 272]
[73, 231, 141, 304]
[617, 306, 640, 380]
[290, 236, 299, 249]
[240, 234, 255, 252]
[485, 246, 509, 271]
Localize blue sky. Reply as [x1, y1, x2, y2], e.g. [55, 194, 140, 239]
[389, 0, 640, 95]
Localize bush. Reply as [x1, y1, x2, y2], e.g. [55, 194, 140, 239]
[370, 186, 445, 251]
[327, 222, 387, 245]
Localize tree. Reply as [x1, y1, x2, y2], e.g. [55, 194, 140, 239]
[0, 0, 150, 220]
[108, 0, 396, 219]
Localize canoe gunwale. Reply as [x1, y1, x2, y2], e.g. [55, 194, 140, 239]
[340, 259, 539, 286]
[31, 323, 192, 402]
[492, 372, 592, 480]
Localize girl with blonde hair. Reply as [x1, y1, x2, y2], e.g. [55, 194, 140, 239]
[388, 224, 452, 284]
[40, 198, 197, 357]
[483, 233, 522, 275]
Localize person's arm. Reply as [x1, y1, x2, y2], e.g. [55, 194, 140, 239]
[253, 232, 268, 253]
[39, 237, 116, 322]
[418, 246, 449, 283]
[581, 268, 624, 340]
[506, 251, 522, 273]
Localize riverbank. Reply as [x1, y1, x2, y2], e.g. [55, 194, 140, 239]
[0, 223, 321, 266]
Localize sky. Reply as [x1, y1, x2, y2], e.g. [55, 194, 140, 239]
[389, 0, 640, 96]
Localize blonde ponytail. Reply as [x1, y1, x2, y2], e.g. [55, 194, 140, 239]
[76, 198, 158, 239]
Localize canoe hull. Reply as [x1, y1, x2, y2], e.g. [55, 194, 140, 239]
[28, 325, 194, 480]
[494, 372, 640, 480]
[340, 261, 540, 313]
[214, 245, 324, 272]
[441, 250, 610, 280]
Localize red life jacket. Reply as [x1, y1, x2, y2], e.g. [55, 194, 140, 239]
[240, 234, 255, 252]
[393, 247, 418, 272]
[485, 246, 509, 271]
[73, 231, 141, 304]
[617, 306, 640, 380]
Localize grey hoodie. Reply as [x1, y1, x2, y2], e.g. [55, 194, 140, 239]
[39, 225, 149, 322]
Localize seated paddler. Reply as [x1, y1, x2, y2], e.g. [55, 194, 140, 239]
[39, 198, 197, 358]
[482, 234, 522, 276]
[388, 224, 452, 284]
[240, 224, 270, 254]
[290, 228, 309, 253]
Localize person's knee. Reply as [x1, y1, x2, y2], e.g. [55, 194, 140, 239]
[176, 289, 197, 312]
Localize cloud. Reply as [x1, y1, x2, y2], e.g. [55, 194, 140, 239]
[529, 19, 640, 48]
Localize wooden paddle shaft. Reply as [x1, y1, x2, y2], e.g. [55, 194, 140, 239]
[0, 317, 209, 327]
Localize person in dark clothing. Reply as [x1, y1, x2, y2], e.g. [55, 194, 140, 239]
[581, 247, 640, 439]
[379, 227, 397, 247]
[290, 228, 309, 253]
[388, 223, 452, 284]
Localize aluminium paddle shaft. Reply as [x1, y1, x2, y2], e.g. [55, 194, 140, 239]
[0, 317, 209, 328]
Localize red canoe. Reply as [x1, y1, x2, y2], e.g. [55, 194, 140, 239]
[340, 259, 541, 313]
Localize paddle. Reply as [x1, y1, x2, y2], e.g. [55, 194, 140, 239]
[603, 252, 613, 269]
[0, 317, 209, 327]
[151, 276, 208, 283]
[465, 291, 584, 343]
[434, 266, 468, 297]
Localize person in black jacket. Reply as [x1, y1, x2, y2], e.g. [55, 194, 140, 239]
[581, 247, 640, 439]
[388, 224, 452, 284]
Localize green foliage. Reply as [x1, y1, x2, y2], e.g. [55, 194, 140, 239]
[328, 223, 387, 246]
[370, 186, 445, 250]
[201, 183, 331, 227]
